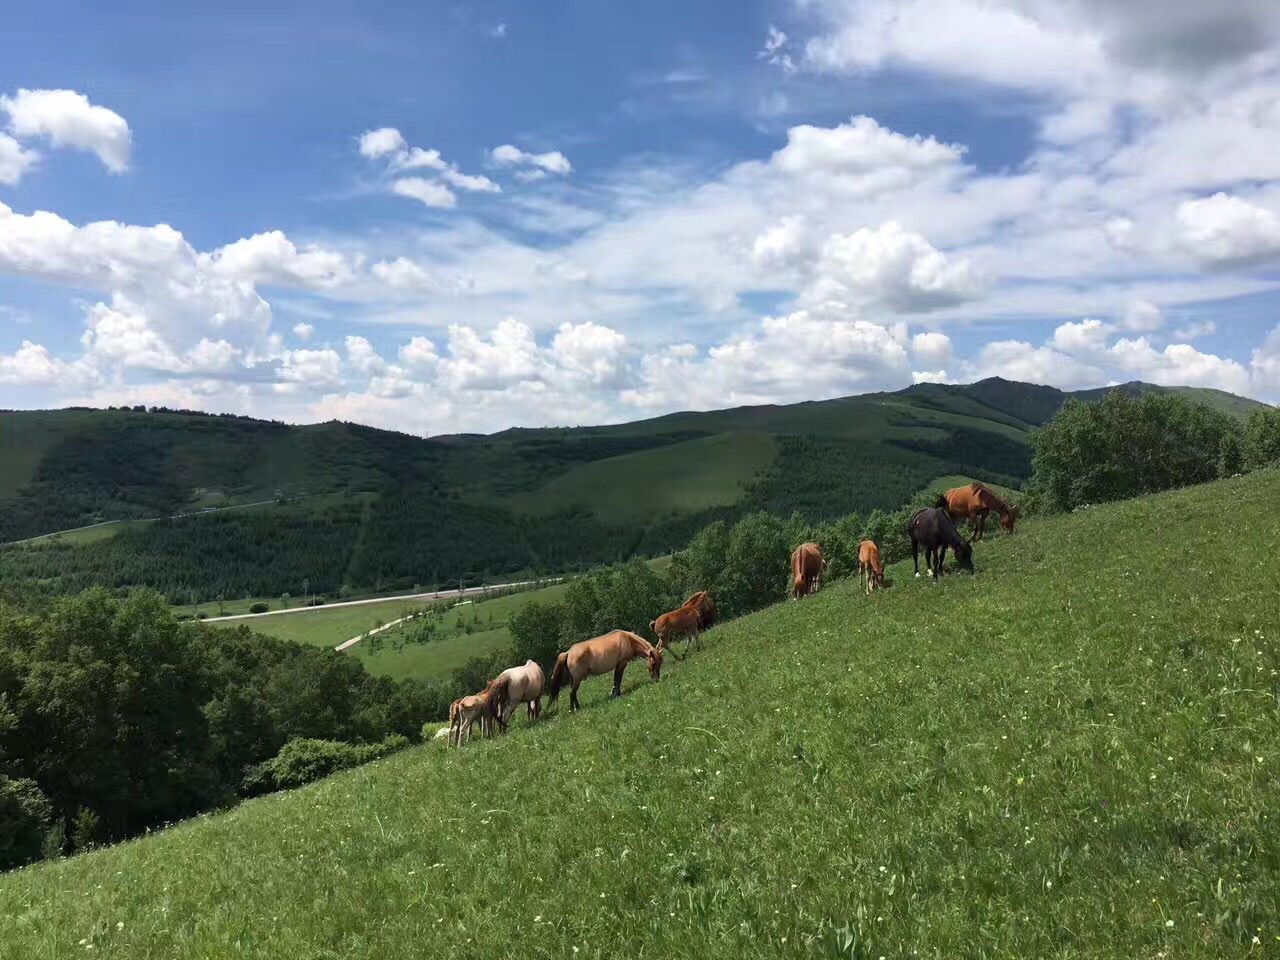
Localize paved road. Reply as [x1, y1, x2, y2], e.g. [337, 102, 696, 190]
[205, 578, 560, 624]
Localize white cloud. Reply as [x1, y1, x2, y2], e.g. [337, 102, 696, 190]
[1173, 320, 1215, 340]
[1, 88, 131, 172]
[292, 322, 314, 341]
[1121, 299, 1163, 332]
[759, 25, 797, 73]
[810, 222, 981, 312]
[359, 127, 406, 159]
[0, 133, 38, 185]
[344, 335, 386, 376]
[550, 321, 628, 385]
[911, 331, 952, 368]
[277, 348, 343, 391]
[1177, 193, 1280, 267]
[392, 177, 457, 209]
[752, 217, 807, 269]
[490, 144, 572, 176]
[204, 230, 356, 288]
[0, 340, 71, 385]
[442, 168, 501, 193]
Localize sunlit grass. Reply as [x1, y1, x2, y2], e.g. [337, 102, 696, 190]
[2, 470, 1277, 958]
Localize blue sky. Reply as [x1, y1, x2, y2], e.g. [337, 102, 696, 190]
[2, 0, 1280, 434]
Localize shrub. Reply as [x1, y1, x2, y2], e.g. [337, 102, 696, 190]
[248, 602, 270, 614]
[0, 776, 54, 870]
[243, 734, 410, 794]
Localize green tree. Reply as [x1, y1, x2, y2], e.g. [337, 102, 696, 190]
[0, 775, 53, 870]
[1029, 390, 1240, 512]
[720, 512, 790, 618]
[1243, 407, 1280, 470]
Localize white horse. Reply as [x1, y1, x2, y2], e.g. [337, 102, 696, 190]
[493, 659, 545, 726]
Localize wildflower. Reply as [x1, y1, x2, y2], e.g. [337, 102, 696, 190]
[1166, 920, 1174, 928]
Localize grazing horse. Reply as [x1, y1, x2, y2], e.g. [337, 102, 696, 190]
[682, 590, 717, 630]
[492, 659, 545, 726]
[651, 604, 702, 656]
[907, 507, 974, 581]
[943, 482, 1017, 541]
[858, 539, 885, 594]
[791, 542, 825, 599]
[448, 684, 502, 747]
[547, 630, 663, 713]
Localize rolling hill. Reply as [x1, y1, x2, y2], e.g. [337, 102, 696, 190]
[2, 468, 1276, 958]
[0, 378, 1266, 601]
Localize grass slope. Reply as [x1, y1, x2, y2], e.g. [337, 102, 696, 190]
[3, 470, 1278, 957]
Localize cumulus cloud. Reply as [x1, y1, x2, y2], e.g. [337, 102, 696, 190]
[292, 322, 314, 341]
[1177, 193, 1280, 267]
[490, 143, 572, 180]
[0, 133, 38, 185]
[810, 222, 981, 312]
[392, 177, 457, 209]
[359, 127, 499, 208]
[204, 231, 356, 288]
[911, 331, 952, 368]
[0, 340, 76, 385]
[1121, 299, 1163, 332]
[1, 88, 131, 172]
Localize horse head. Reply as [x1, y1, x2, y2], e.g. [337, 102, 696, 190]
[999, 507, 1018, 533]
[647, 647, 664, 681]
[955, 541, 975, 572]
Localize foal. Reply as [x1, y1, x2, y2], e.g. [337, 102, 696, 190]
[858, 539, 885, 594]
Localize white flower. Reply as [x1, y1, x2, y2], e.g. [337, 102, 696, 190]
[1166, 919, 1175, 928]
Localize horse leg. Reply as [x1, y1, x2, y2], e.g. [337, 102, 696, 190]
[570, 679, 581, 713]
[936, 545, 947, 580]
[912, 537, 920, 577]
[685, 627, 698, 657]
[612, 663, 625, 698]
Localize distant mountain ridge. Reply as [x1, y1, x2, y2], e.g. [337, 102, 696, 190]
[0, 378, 1266, 600]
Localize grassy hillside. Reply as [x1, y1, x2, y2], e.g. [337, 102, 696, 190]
[0, 380, 1266, 601]
[3, 470, 1276, 958]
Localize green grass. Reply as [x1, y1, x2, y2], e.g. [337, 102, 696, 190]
[215, 598, 446, 649]
[511, 431, 776, 522]
[3, 470, 1278, 957]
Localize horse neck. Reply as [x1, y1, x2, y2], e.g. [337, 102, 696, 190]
[625, 632, 653, 657]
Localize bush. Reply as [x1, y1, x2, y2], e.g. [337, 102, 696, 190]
[0, 775, 54, 870]
[1243, 407, 1280, 470]
[243, 734, 410, 794]
[720, 512, 791, 618]
[1029, 391, 1241, 512]
[248, 602, 269, 614]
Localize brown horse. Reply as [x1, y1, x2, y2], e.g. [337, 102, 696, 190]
[858, 539, 885, 594]
[547, 630, 663, 712]
[942, 482, 1017, 541]
[448, 680, 506, 747]
[682, 590, 717, 630]
[651, 604, 702, 656]
[791, 542, 825, 599]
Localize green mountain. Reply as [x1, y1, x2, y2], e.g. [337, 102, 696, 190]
[3, 467, 1277, 958]
[0, 378, 1265, 600]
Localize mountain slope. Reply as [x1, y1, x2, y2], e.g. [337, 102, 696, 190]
[2, 469, 1277, 958]
[0, 380, 1266, 599]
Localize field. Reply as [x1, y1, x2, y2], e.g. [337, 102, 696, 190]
[3, 469, 1277, 958]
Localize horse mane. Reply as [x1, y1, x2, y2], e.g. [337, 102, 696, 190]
[972, 481, 1012, 514]
[934, 494, 950, 510]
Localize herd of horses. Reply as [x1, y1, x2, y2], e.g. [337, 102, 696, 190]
[446, 481, 1017, 746]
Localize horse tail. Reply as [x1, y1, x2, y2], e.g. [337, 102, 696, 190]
[490, 674, 510, 714]
[649, 618, 657, 634]
[547, 652, 570, 703]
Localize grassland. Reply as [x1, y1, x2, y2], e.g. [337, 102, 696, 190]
[3, 469, 1277, 958]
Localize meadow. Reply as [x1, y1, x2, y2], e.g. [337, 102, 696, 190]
[2, 468, 1276, 958]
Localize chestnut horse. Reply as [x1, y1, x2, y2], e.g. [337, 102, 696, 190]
[943, 482, 1017, 541]
[651, 604, 702, 656]
[547, 630, 663, 712]
[907, 506, 974, 581]
[491, 659, 545, 726]
[791, 542, 825, 599]
[858, 539, 885, 594]
[682, 590, 717, 630]
[448, 679, 507, 747]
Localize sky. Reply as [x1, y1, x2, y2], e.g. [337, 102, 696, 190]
[2, 0, 1280, 436]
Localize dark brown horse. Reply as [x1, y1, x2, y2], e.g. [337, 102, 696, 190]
[907, 506, 974, 581]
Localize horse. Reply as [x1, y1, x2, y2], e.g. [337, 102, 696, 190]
[942, 482, 1017, 541]
[491, 659, 545, 726]
[547, 630, 663, 713]
[791, 542, 825, 599]
[448, 679, 508, 747]
[651, 604, 702, 657]
[682, 590, 717, 630]
[858, 539, 885, 594]
[907, 506, 974, 581]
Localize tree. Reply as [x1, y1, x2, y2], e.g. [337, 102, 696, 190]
[720, 512, 790, 618]
[1029, 391, 1240, 512]
[1243, 407, 1280, 470]
[0, 775, 53, 870]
